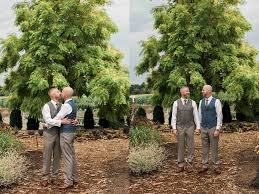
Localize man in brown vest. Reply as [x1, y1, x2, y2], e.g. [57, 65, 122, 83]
[171, 86, 200, 173]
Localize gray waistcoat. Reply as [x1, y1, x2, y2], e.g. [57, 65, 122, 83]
[176, 99, 195, 129]
[47, 101, 62, 129]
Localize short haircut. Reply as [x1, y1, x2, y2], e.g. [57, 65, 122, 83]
[48, 87, 58, 96]
[63, 86, 74, 97]
[180, 86, 189, 92]
[203, 85, 213, 92]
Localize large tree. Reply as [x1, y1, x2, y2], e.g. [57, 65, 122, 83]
[0, 0, 129, 123]
[136, 0, 259, 119]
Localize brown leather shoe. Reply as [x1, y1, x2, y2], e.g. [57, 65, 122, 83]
[50, 179, 60, 186]
[186, 166, 194, 173]
[59, 184, 74, 190]
[40, 180, 49, 187]
[198, 167, 208, 174]
[176, 167, 184, 173]
[213, 168, 221, 175]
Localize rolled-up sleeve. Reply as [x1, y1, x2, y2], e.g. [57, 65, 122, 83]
[171, 101, 178, 130]
[42, 104, 61, 128]
[215, 99, 223, 130]
[192, 101, 200, 129]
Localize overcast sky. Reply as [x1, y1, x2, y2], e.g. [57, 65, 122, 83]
[0, 0, 258, 85]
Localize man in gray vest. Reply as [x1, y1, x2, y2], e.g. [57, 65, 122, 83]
[171, 86, 200, 173]
[45, 87, 78, 189]
[41, 88, 70, 187]
[198, 85, 222, 175]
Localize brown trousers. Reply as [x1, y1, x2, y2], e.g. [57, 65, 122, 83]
[177, 126, 195, 167]
[42, 128, 61, 181]
[60, 132, 79, 185]
[201, 127, 220, 169]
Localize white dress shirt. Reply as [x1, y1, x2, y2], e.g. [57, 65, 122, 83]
[42, 99, 73, 128]
[171, 98, 200, 130]
[198, 96, 223, 130]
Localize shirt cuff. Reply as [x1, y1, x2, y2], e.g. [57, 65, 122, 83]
[57, 120, 62, 127]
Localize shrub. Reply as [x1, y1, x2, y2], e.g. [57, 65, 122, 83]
[0, 151, 28, 187]
[153, 105, 164, 124]
[136, 107, 146, 118]
[9, 109, 22, 130]
[129, 126, 161, 147]
[134, 95, 152, 105]
[84, 107, 95, 129]
[0, 113, 3, 123]
[99, 118, 110, 128]
[0, 131, 24, 155]
[26, 117, 39, 130]
[128, 143, 165, 175]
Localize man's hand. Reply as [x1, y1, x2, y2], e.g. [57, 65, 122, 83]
[195, 129, 200, 135]
[214, 129, 220, 137]
[71, 119, 79, 126]
[61, 118, 71, 125]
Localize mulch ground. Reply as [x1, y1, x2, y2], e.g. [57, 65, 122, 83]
[1, 130, 258, 194]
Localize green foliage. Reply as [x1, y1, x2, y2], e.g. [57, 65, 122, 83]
[136, 107, 147, 118]
[99, 118, 110, 128]
[133, 95, 152, 105]
[136, 0, 259, 119]
[153, 105, 165, 124]
[84, 107, 95, 129]
[26, 116, 39, 130]
[128, 143, 165, 175]
[0, 97, 8, 108]
[9, 109, 22, 130]
[129, 126, 161, 147]
[130, 82, 151, 95]
[0, 131, 24, 155]
[0, 0, 129, 122]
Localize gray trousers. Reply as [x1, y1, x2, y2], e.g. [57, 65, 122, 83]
[60, 132, 79, 185]
[42, 128, 61, 181]
[177, 126, 195, 167]
[201, 127, 220, 169]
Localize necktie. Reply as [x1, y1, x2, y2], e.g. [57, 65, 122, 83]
[205, 99, 209, 106]
[184, 99, 187, 105]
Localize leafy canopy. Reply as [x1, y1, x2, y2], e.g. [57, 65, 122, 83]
[136, 0, 259, 119]
[0, 0, 130, 121]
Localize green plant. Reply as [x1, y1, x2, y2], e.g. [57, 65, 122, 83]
[0, 0, 129, 120]
[128, 143, 166, 175]
[0, 113, 3, 123]
[136, 107, 146, 118]
[99, 118, 110, 128]
[136, 0, 259, 119]
[0, 131, 24, 155]
[9, 109, 22, 130]
[84, 107, 95, 129]
[26, 116, 39, 130]
[134, 95, 152, 105]
[0, 151, 28, 187]
[129, 126, 161, 147]
[153, 105, 164, 124]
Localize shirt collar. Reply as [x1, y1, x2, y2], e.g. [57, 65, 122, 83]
[65, 98, 73, 103]
[51, 100, 59, 106]
[181, 97, 189, 103]
[206, 96, 213, 101]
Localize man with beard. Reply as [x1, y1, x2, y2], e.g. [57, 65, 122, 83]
[171, 86, 200, 173]
[41, 88, 70, 186]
